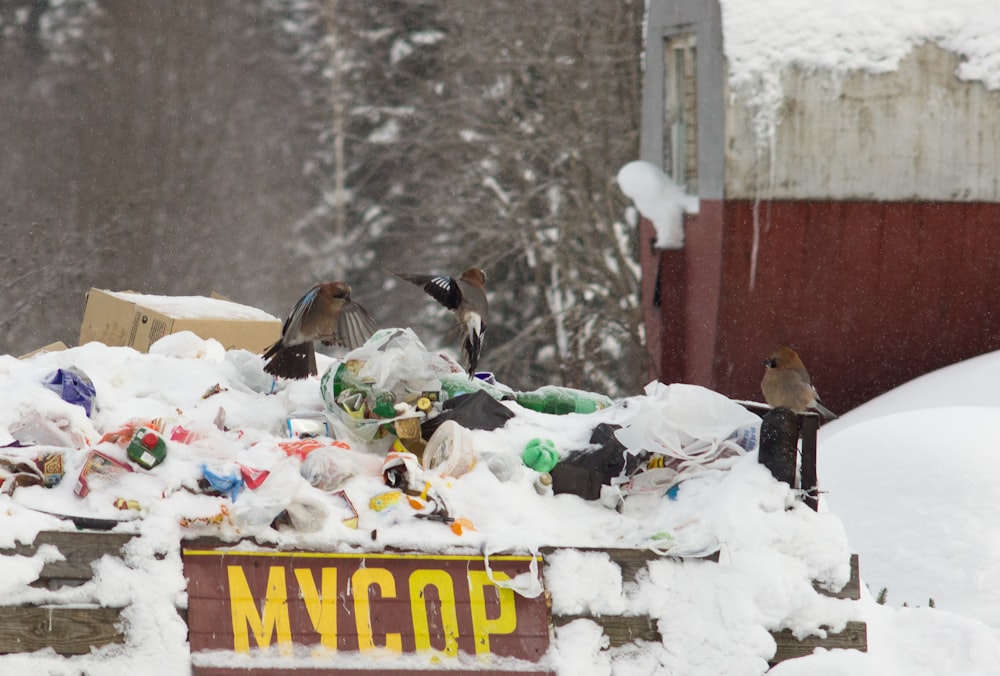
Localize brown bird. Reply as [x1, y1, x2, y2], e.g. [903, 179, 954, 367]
[263, 282, 378, 380]
[396, 267, 488, 377]
[761, 346, 837, 419]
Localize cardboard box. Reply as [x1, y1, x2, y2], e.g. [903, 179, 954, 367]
[79, 289, 281, 354]
[19, 342, 69, 360]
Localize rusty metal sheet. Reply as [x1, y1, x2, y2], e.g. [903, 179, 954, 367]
[658, 200, 1000, 412]
[183, 547, 550, 666]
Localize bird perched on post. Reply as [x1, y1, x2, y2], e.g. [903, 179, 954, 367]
[263, 282, 378, 380]
[396, 267, 488, 377]
[761, 345, 838, 419]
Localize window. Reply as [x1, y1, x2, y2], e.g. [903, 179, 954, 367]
[664, 34, 697, 194]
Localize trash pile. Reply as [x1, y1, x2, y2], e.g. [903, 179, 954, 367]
[0, 327, 762, 550]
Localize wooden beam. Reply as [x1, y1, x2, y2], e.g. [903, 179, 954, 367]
[552, 613, 660, 647]
[800, 414, 820, 510]
[552, 612, 867, 662]
[0, 605, 124, 655]
[813, 554, 861, 601]
[194, 670, 555, 676]
[770, 621, 868, 663]
[3, 531, 133, 585]
[538, 546, 719, 584]
[539, 547, 857, 599]
[543, 548, 865, 663]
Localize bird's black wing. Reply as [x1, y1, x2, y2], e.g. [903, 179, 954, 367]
[397, 273, 462, 310]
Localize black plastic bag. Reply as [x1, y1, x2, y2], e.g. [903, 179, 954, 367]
[550, 423, 648, 500]
[420, 390, 514, 439]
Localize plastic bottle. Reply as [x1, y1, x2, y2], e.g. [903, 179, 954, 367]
[514, 385, 613, 415]
[729, 424, 759, 452]
[534, 471, 553, 496]
[372, 392, 397, 419]
[486, 454, 524, 482]
[329, 360, 368, 398]
[521, 438, 560, 473]
[320, 360, 371, 416]
[439, 374, 513, 402]
[127, 427, 167, 469]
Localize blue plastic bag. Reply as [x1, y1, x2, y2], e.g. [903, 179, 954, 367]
[201, 464, 245, 502]
[44, 367, 97, 417]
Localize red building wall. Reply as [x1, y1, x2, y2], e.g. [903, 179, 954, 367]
[654, 200, 1000, 413]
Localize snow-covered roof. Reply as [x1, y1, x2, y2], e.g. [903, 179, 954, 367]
[721, 0, 1000, 90]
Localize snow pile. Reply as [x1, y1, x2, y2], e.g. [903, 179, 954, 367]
[0, 331, 859, 675]
[617, 160, 699, 250]
[820, 350, 1000, 630]
[3, 333, 1000, 674]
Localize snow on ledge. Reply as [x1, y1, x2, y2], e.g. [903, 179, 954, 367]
[617, 161, 699, 250]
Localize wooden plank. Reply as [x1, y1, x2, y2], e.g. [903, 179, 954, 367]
[541, 546, 857, 599]
[552, 613, 868, 662]
[799, 414, 820, 510]
[194, 669, 554, 676]
[183, 547, 550, 660]
[538, 546, 719, 584]
[813, 554, 861, 601]
[552, 614, 660, 647]
[0, 605, 124, 655]
[709, 199, 1000, 413]
[770, 621, 868, 663]
[4, 531, 133, 584]
[543, 547, 864, 663]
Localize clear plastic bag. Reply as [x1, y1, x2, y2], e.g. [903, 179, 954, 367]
[301, 446, 382, 492]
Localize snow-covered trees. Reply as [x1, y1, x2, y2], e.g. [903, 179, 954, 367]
[281, 0, 647, 394]
[1, 0, 647, 395]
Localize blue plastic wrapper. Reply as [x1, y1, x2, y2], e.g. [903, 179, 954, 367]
[44, 367, 97, 417]
[201, 464, 245, 502]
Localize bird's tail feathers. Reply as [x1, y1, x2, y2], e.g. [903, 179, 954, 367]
[462, 326, 485, 378]
[263, 342, 318, 380]
[814, 401, 838, 420]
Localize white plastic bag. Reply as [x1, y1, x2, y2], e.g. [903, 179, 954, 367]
[615, 382, 760, 490]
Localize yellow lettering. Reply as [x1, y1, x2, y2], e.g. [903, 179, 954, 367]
[295, 567, 338, 650]
[227, 565, 293, 655]
[409, 569, 459, 656]
[352, 567, 402, 652]
[468, 570, 517, 655]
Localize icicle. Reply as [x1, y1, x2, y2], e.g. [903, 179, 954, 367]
[749, 197, 761, 291]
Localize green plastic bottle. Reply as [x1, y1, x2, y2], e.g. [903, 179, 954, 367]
[439, 374, 514, 402]
[514, 385, 613, 415]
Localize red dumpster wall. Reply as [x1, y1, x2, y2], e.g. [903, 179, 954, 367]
[651, 199, 1000, 413]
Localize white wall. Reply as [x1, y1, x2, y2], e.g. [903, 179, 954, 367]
[725, 43, 1000, 201]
